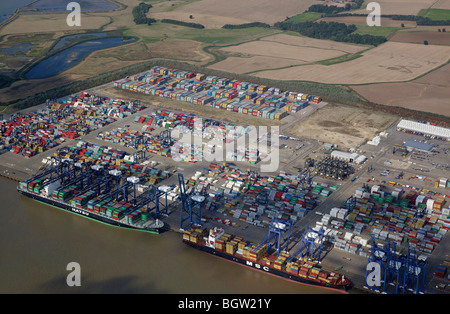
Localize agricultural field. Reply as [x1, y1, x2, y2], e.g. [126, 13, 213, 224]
[390, 30, 450, 46]
[353, 0, 437, 15]
[208, 34, 368, 74]
[352, 62, 450, 117]
[253, 42, 450, 84]
[148, 0, 324, 28]
[421, 8, 450, 20]
[430, 0, 450, 10]
[208, 56, 303, 74]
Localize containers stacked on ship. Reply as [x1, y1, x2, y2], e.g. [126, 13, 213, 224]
[182, 227, 351, 291]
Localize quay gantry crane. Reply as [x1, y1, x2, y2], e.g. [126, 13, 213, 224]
[383, 240, 402, 294]
[254, 218, 291, 256]
[178, 173, 204, 230]
[402, 245, 426, 294]
[286, 226, 324, 264]
[365, 235, 427, 294]
[365, 234, 387, 293]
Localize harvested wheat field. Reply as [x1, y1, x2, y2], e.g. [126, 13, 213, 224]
[352, 0, 436, 15]
[220, 41, 347, 63]
[390, 32, 450, 46]
[431, 0, 450, 9]
[150, 0, 323, 28]
[260, 34, 367, 54]
[209, 34, 367, 73]
[284, 104, 398, 149]
[209, 56, 303, 74]
[352, 62, 450, 117]
[254, 42, 450, 84]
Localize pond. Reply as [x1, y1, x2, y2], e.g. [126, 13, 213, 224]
[50, 32, 109, 52]
[1, 43, 38, 55]
[24, 37, 136, 80]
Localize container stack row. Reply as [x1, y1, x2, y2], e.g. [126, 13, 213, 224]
[177, 162, 325, 229]
[130, 108, 269, 165]
[114, 66, 322, 120]
[0, 92, 145, 158]
[315, 184, 449, 257]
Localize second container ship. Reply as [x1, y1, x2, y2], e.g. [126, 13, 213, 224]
[183, 227, 352, 292]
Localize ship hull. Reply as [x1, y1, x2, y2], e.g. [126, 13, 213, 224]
[18, 189, 166, 234]
[183, 240, 350, 293]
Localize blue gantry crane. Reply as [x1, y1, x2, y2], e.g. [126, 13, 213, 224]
[287, 226, 324, 263]
[255, 218, 291, 256]
[365, 234, 387, 292]
[402, 245, 426, 294]
[121, 184, 162, 218]
[366, 235, 427, 294]
[178, 173, 203, 230]
[383, 240, 402, 294]
[158, 185, 174, 215]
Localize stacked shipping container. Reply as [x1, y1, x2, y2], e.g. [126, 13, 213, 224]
[0, 93, 145, 158]
[316, 184, 449, 257]
[114, 66, 323, 121]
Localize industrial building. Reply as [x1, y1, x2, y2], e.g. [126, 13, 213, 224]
[331, 150, 367, 164]
[397, 119, 450, 141]
[403, 140, 434, 153]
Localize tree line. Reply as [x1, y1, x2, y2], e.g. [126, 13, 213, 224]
[222, 22, 270, 29]
[160, 19, 205, 29]
[390, 14, 450, 26]
[274, 20, 386, 46]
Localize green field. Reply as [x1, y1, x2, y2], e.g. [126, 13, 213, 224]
[285, 12, 322, 22]
[353, 24, 402, 37]
[422, 8, 450, 21]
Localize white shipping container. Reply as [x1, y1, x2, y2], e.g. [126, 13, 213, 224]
[427, 199, 435, 211]
[41, 180, 61, 197]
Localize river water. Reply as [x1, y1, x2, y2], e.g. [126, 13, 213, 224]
[0, 0, 35, 23]
[0, 178, 337, 294]
[24, 37, 136, 79]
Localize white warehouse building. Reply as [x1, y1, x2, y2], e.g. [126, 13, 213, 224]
[397, 119, 450, 140]
[331, 150, 367, 164]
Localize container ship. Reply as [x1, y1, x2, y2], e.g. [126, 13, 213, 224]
[183, 227, 351, 292]
[17, 179, 166, 234]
